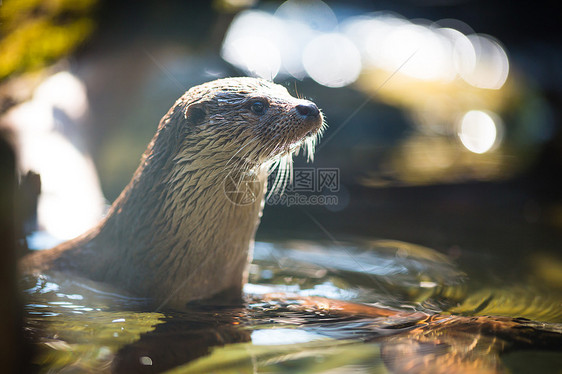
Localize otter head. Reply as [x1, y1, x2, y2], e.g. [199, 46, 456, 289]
[179, 78, 325, 174]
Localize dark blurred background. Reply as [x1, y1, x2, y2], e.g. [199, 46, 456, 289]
[1, 0, 561, 293]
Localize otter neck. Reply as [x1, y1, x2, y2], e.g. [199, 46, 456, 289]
[94, 137, 268, 305]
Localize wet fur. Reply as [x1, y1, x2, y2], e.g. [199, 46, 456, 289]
[20, 78, 325, 309]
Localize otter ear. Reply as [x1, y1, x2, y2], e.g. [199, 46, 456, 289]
[184, 102, 207, 125]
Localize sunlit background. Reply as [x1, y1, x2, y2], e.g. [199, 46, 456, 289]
[2, 0, 562, 372]
[1, 0, 561, 291]
[221, 1, 518, 187]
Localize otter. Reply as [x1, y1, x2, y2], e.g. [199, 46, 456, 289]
[20, 77, 325, 309]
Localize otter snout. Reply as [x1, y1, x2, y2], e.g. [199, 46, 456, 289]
[295, 101, 320, 119]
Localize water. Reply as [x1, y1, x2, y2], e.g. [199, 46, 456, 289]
[24, 239, 562, 373]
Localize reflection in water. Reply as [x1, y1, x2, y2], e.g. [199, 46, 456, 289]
[249, 239, 466, 311]
[379, 314, 562, 374]
[24, 240, 562, 373]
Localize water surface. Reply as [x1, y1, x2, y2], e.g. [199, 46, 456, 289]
[24, 239, 562, 373]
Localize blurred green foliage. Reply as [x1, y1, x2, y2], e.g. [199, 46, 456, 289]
[0, 0, 96, 81]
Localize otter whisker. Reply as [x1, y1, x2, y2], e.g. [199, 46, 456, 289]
[223, 135, 260, 171]
[264, 123, 325, 198]
[266, 140, 296, 198]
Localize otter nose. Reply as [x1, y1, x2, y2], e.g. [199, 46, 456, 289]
[296, 102, 320, 118]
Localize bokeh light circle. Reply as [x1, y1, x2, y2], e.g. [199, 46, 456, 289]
[460, 34, 509, 89]
[458, 110, 501, 154]
[302, 33, 362, 87]
[221, 11, 283, 79]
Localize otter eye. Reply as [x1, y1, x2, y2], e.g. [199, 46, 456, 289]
[250, 100, 267, 115]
